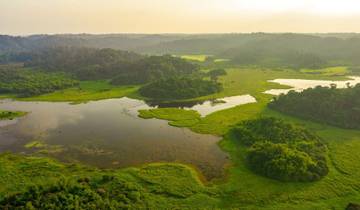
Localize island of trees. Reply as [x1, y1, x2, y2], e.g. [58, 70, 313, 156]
[230, 117, 328, 182]
[139, 77, 222, 100]
[269, 84, 360, 129]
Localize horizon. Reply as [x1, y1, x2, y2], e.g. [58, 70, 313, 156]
[1, 0, 360, 35]
[2, 32, 360, 37]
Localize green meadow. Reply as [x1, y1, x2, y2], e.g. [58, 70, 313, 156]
[135, 67, 360, 209]
[20, 81, 140, 103]
[180, 54, 210, 62]
[1, 66, 360, 209]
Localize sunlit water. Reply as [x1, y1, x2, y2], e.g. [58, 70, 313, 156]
[2, 76, 360, 179]
[0, 96, 256, 179]
[264, 76, 360, 95]
[188, 95, 256, 117]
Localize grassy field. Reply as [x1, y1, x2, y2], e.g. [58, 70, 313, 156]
[1, 66, 360, 209]
[135, 66, 360, 209]
[300, 66, 349, 76]
[180, 54, 210, 62]
[19, 81, 140, 103]
[140, 67, 353, 135]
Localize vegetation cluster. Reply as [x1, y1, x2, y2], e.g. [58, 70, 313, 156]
[231, 117, 328, 182]
[0, 65, 78, 96]
[139, 77, 222, 100]
[269, 84, 360, 129]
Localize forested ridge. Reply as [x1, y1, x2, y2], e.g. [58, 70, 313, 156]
[2, 33, 360, 69]
[20, 47, 199, 83]
[269, 85, 360, 129]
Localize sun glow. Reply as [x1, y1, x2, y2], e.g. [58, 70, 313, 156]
[1, 0, 360, 34]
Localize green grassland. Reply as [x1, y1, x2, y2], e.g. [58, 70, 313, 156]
[2, 66, 360, 209]
[139, 108, 201, 127]
[139, 67, 353, 135]
[180, 54, 210, 62]
[214, 58, 231, 63]
[20, 81, 140, 103]
[134, 66, 360, 209]
[300, 66, 349, 76]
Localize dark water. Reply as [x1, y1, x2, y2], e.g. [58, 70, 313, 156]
[0, 98, 229, 179]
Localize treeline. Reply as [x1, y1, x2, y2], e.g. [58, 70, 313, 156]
[231, 118, 328, 182]
[110, 55, 199, 85]
[220, 34, 360, 69]
[269, 85, 360, 129]
[2, 34, 360, 69]
[18, 47, 199, 83]
[0, 65, 78, 96]
[139, 77, 222, 100]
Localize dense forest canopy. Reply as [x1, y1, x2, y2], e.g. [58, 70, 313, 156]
[139, 77, 222, 100]
[230, 118, 328, 182]
[0, 65, 78, 96]
[110, 55, 199, 85]
[269, 85, 360, 129]
[23, 47, 143, 80]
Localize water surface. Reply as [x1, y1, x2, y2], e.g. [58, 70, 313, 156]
[0, 98, 229, 179]
[188, 95, 256, 116]
[265, 76, 360, 95]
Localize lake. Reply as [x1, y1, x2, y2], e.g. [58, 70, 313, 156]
[5, 75, 357, 179]
[0, 97, 236, 179]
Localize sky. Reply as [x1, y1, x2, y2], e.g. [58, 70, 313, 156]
[1, 0, 360, 35]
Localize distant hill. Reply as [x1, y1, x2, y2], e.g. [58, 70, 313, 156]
[1, 33, 360, 68]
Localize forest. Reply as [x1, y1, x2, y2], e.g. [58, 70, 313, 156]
[139, 77, 222, 100]
[269, 84, 360, 129]
[12, 47, 199, 83]
[230, 117, 328, 182]
[0, 65, 78, 96]
[2, 33, 360, 68]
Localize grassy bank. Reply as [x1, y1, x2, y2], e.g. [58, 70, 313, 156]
[17, 81, 139, 103]
[0, 110, 26, 120]
[0, 153, 220, 209]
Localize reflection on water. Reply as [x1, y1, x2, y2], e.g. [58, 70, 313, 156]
[187, 95, 256, 116]
[148, 95, 257, 117]
[265, 76, 360, 95]
[0, 98, 229, 179]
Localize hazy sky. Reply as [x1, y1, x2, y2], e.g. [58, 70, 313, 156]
[1, 0, 360, 35]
